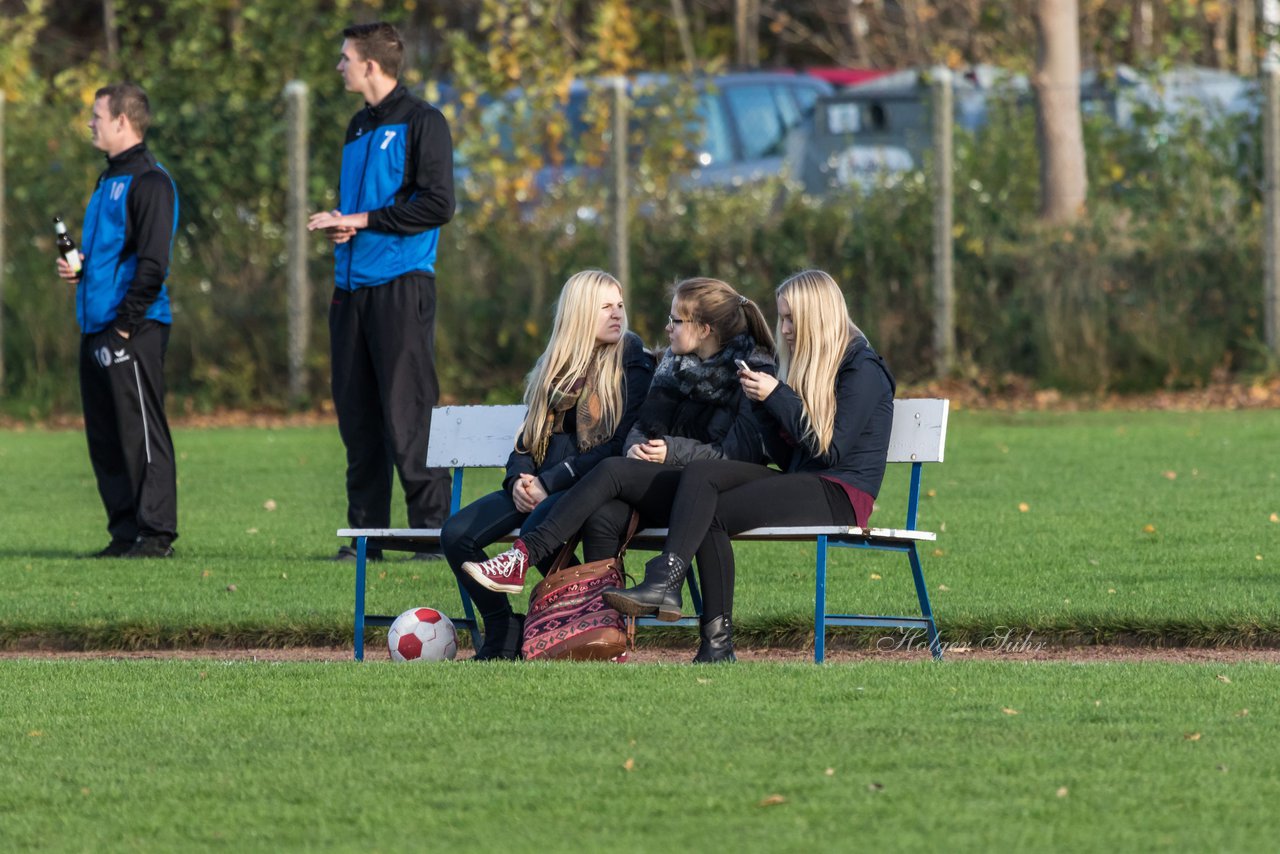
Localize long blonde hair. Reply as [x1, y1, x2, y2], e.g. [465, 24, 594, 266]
[518, 270, 627, 454]
[776, 270, 862, 456]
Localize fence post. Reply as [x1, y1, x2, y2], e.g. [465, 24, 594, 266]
[0, 91, 6, 390]
[1266, 64, 1280, 357]
[1264, 4, 1280, 358]
[284, 80, 310, 406]
[931, 67, 955, 377]
[608, 76, 630, 298]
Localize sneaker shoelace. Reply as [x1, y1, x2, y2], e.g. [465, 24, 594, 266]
[484, 550, 523, 578]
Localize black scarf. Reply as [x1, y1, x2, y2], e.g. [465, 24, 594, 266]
[650, 332, 774, 403]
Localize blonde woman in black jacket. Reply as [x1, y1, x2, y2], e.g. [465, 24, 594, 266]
[440, 270, 652, 660]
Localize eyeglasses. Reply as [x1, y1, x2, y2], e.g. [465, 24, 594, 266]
[667, 315, 688, 325]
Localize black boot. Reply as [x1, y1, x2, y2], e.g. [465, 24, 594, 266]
[471, 613, 525, 661]
[601, 553, 687, 622]
[692, 614, 736, 663]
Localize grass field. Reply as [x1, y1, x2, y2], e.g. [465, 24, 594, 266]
[2, 409, 1277, 651]
[3, 409, 1278, 851]
[2, 659, 1277, 851]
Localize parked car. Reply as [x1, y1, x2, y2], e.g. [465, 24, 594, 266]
[460, 71, 835, 201]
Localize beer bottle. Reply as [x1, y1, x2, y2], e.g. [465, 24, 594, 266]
[54, 216, 82, 275]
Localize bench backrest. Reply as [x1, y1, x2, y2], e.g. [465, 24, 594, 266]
[427, 399, 949, 469]
[886, 398, 948, 463]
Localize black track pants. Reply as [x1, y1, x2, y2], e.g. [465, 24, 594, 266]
[330, 276, 451, 529]
[79, 321, 178, 543]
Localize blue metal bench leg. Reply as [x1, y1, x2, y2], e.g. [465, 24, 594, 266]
[814, 535, 828, 663]
[686, 565, 704, 618]
[907, 543, 942, 660]
[455, 576, 482, 649]
[354, 537, 368, 662]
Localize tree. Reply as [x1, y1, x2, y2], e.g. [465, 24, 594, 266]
[1032, 0, 1086, 224]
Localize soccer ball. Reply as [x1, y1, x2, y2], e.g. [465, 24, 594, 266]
[387, 607, 458, 662]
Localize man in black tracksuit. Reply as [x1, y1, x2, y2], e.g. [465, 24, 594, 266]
[308, 22, 454, 560]
[57, 82, 179, 558]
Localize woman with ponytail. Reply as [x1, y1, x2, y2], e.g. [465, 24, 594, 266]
[440, 270, 653, 660]
[604, 270, 896, 663]
[460, 277, 777, 618]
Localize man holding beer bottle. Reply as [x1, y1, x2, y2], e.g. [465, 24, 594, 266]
[56, 82, 180, 559]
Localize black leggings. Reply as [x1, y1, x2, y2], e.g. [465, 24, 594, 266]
[519, 457, 686, 563]
[665, 459, 858, 620]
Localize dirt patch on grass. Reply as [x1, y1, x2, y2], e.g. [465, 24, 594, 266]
[4, 644, 1280, 665]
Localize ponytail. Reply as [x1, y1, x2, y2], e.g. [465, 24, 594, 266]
[739, 296, 774, 354]
[672, 278, 776, 355]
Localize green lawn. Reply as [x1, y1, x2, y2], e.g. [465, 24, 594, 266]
[2, 659, 1276, 851]
[1, 409, 1278, 651]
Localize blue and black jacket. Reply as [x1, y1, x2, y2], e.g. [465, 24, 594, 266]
[77, 143, 177, 334]
[336, 84, 455, 289]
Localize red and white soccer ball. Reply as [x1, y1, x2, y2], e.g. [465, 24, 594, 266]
[387, 607, 458, 662]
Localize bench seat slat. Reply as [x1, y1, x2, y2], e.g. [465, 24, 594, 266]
[340, 525, 937, 544]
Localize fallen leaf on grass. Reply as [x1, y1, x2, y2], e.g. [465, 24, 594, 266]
[1056, 786, 1069, 798]
[1108, 588, 1117, 594]
[926, 489, 937, 498]
[1256, 555, 1264, 561]
[937, 584, 951, 591]
[81, 788, 91, 795]
[932, 548, 945, 557]
[1184, 732, 1201, 741]
[696, 678, 711, 685]
[225, 584, 237, 593]
[1271, 512, 1279, 523]
[201, 570, 212, 578]
[1162, 471, 1177, 480]
[825, 768, 835, 777]
[758, 794, 786, 807]
[1217, 764, 1229, 773]
[623, 758, 635, 772]
[869, 573, 882, 581]
[1002, 707, 1020, 716]
[867, 782, 884, 792]
[27, 731, 42, 737]
[1216, 675, 1232, 684]
[263, 499, 278, 511]
[1018, 502, 1030, 513]
[245, 528, 259, 535]
[1142, 524, 1156, 534]
[1236, 709, 1250, 717]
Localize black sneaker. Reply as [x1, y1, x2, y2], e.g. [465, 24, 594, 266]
[84, 540, 134, 559]
[333, 545, 382, 562]
[124, 536, 175, 559]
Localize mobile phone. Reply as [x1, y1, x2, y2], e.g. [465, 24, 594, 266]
[734, 359, 750, 372]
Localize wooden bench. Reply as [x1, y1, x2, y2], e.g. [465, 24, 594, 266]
[340, 398, 949, 662]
